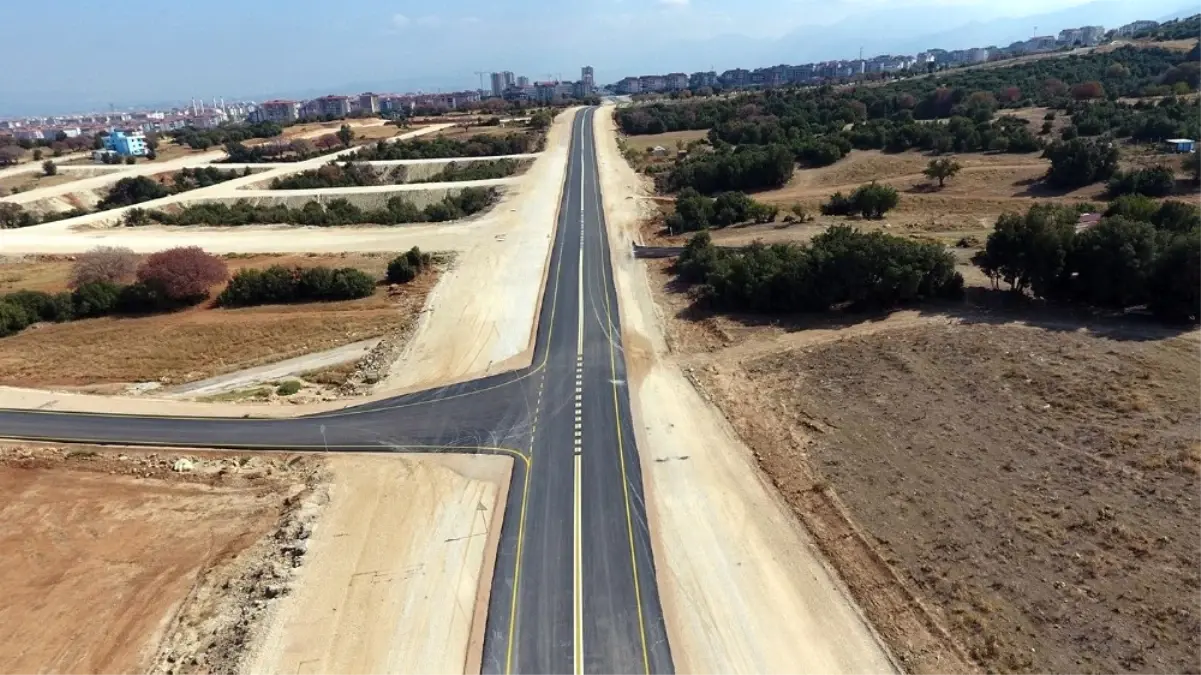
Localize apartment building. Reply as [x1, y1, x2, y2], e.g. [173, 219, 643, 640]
[639, 75, 666, 92]
[1116, 20, 1157, 36]
[103, 129, 148, 156]
[689, 71, 718, 88]
[358, 92, 380, 114]
[615, 77, 641, 94]
[257, 99, 301, 124]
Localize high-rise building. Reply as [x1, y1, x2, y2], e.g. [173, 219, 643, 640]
[517, 75, 530, 88]
[581, 65, 595, 94]
[502, 71, 516, 89]
[490, 72, 505, 97]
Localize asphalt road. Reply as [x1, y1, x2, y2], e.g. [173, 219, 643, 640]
[0, 107, 674, 675]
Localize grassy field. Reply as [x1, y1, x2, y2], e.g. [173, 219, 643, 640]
[0, 252, 438, 389]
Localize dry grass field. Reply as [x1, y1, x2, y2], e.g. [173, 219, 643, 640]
[0, 252, 438, 389]
[0, 171, 83, 195]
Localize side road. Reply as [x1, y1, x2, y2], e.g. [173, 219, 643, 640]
[0, 109, 580, 416]
[591, 105, 898, 674]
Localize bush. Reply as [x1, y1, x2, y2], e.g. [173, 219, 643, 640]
[1151, 200, 1201, 233]
[136, 247, 229, 303]
[1106, 166, 1176, 197]
[116, 281, 173, 313]
[1042, 138, 1120, 188]
[351, 133, 543, 161]
[0, 301, 32, 337]
[97, 176, 170, 210]
[1070, 216, 1158, 308]
[1104, 194, 1160, 222]
[70, 246, 140, 288]
[1147, 229, 1201, 322]
[147, 189, 497, 226]
[218, 265, 376, 307]
[276, 380, 302, 396]
[2, 289, 72, 322]
[676, 225, 963, 313]
[42, 160, 57, 176]
[662, 144, 795, 194]
[386, 247, 431, 283]
[71, 280, 122, 318]
[665, 189, 777, 232]
[822, 182, 899, 219]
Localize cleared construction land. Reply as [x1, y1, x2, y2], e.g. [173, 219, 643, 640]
[0, 253, 438, 395]
[0, 444, 509, 674]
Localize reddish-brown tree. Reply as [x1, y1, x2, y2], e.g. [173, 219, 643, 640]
[136, 246, 228, 301]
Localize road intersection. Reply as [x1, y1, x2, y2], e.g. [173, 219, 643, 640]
[0, 107, 673, 675]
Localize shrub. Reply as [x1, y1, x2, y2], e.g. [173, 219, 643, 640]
[116, 282, 173, 313]
[97, 176, 170, 210]
[1147, 229, 1201, 322]
[386, 259, 418, 283]
[276, 380, 302, 396]
[1104, 194, 1160, 222]
[42, 160, 57, 176]
[1151, 200, 1201, 233]
[218, 265, 375, 307]
[676, 225, 962, 313]
[2, 289, 72, 322]
[1043, 138, 1120, 188]
[70, 246, 140, 288]
[71, 280, 122, 318]
[0, 301, 32, 337]
[1106, 166, 1176, 197]
[1070, 216, 1158, 308]
[136, 246, 229, 303]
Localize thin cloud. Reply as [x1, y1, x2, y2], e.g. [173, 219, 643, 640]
[659, 0, 689, 6]
[391, 13, 411, 28]
[416, 15, 442, 26]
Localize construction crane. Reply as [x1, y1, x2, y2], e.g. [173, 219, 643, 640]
[474, 71, 488, 92]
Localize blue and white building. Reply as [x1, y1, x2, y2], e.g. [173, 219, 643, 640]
[103, 130, 148, 156]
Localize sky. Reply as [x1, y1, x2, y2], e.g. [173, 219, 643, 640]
[0, 0, 1190, 116]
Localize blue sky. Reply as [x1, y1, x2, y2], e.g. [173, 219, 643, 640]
[0, 0, 1188, 115]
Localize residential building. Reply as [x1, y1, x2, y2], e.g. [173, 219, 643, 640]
[13, 129, 45, 141]
[1058, 27, 1083, 45]
[581, 66, 595, 94]
[967, 47, 990, 63]
[1080, 25, 1106, 45]
[257, 99, 301, 124]
[1116, 20, 1157, 37]
[665, 72, 689, 91]
[501, 71, 516, 90]
[517, 75, 530, 88]
[689, 71, 717, 88]
[615, 77, 641, 94]
[1022, 35, 1058, 52]
[103, 129, 148, 156]
[310, 95, 353, 118]
[490, 72, 505, 97]
[358, 92, 380, 114]
[719, 68, 750, 87]
[639, 75, 665, 92]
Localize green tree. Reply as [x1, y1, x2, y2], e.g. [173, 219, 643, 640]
[1070, 216, 1158, 308]
[1183, 151, 1200, 183]
[974, 204, 1077, 296]
[923, 157, 962, 187]
[1043, 138, 1120, 188]
[337, 124, 354, 148]
[71, 280, 122, 318]
[1147, 229, 1201, 322]
[42, 160, 57, 176]
[849, 182, 899, 219]
[32, 148, 42, 161]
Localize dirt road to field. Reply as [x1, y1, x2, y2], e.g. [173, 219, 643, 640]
[593, 106, 896, 673]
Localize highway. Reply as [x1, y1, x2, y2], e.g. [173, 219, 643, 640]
[0, 107, 674, 675]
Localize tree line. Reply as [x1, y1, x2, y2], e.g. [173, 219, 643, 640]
[270, 162, 381, 189]
[411, 158, 524, 183]
[973, 201, 1199, 321]
[350, 132, 543, 160]
[169, 121, 284, 150]
[95, 167, 246, 210]
[142, 188, 498, 226]
[676, 226, 964, 313]
[666, 188, 779, 233]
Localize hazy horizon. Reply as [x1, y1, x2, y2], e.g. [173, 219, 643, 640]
[0, 0, 1193, 117]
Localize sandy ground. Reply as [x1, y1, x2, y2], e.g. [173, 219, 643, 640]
[0, 444, 511, 675]
[164, 338, 381, 398]
[243, 453, 510, 675]
[593, 104, 898, 673]
[0, 445, 306, 674]
[376, 107, 577, 391]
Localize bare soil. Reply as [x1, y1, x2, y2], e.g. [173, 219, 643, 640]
[0, 444, 320, 674]
[0, 253, 439, 388]
[694, 321, 1201, 674]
